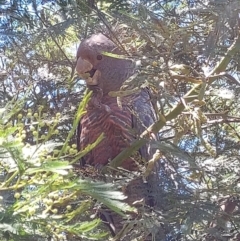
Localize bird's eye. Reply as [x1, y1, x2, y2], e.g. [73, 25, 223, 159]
[97, 55, 102, 60]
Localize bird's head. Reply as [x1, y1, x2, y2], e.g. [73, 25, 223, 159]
[76, 33, 136, 94]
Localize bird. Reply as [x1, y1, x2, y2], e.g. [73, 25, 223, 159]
[75, 33, 157, 172]
[75, 33, 159, 238]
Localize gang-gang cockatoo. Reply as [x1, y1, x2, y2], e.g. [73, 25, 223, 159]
[76, 33, 157, 172]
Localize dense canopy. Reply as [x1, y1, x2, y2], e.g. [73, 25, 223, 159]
[0, 0, 240, 240]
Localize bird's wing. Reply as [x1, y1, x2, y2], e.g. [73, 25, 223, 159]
[130, 88, 158, 161]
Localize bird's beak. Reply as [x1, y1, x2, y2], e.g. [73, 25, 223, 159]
[76, 57, 92, 74]
[76, 57, 101, 85]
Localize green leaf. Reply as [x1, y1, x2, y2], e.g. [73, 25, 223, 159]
[25, 161, 72, 175]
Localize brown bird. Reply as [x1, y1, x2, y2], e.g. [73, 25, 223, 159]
[76, 33, 157, 171]
[76, 33, 159, 238]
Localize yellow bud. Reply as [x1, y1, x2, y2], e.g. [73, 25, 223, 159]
[152, 61, 158, 67]
[30, 126, 35, 131]
[33, 131, 38, 136]
[72, 144, 77, 149]
[17, 123, 24, 128]
[46, 199, 53, 206]
[14, 192, 21, 199]
[54, 129, 59, 135]
[38, 105, 44, 111]
[46, 224, 51, 229]
[53, 193, 59, 200]
[73, 195, 77, 200]
[39, 122, 45, 127]
[52, 208, 58, 214]
[29, 207, 36, 215]
[58, 234, 64, 239]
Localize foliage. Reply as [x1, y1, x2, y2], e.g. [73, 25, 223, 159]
[0, 92, 133, 240]
[1, 0, 240, 240]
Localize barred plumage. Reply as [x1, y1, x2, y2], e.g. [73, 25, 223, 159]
[76, 33, 157, 170]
